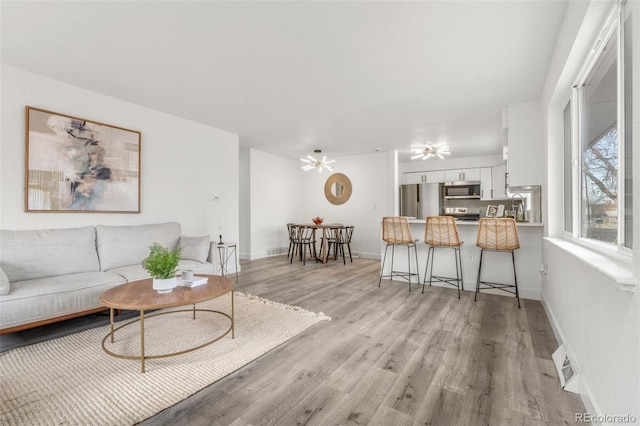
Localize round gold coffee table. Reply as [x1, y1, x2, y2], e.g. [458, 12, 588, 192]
[100, 274, 234, 373]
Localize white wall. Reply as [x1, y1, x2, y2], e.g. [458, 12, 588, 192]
[242, 150, 392, 260]
[507, 99, 543, 187]
[543, 241, 639, 418]
[239, 148, 252, 256]
[1, 65, 239, 243]
[242, 148, 302, 260]
[541, 0, 640, 420]
[301, 151, 391, 259]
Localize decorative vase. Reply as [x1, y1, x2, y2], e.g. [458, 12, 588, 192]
[153, 277, 177, 293]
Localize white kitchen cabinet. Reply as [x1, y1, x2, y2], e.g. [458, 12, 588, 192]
[491, 164, 507, 199]
[405, 172, 426, 184]
[425, 171, 445, 183]
[480, 165, 508, 200]
[444, 168, 480, 182]
[480, 168, 492, 200]
[463, 168, 481, 181]
[404, 171, 445, 184]
[444, 170, 461, 182]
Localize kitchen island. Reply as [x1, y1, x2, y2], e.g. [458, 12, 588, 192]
[380, 219, 544, 300]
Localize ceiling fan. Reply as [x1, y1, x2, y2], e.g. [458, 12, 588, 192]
[410, 143, 451, 160]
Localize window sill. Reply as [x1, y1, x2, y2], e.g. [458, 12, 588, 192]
[544, 237, 635, 291]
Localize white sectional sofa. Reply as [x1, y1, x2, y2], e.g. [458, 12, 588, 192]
[0, 222, 217, 333]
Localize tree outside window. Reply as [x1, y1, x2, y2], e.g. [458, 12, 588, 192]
[582, 126, 617, 243]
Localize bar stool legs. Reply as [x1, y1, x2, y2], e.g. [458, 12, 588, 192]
[423, 245, 462, 298]
[378, 242, 420, 292]
[474, 248, 520, 308]
[379, 216, 420, 292]
[474, 218, 521, 308]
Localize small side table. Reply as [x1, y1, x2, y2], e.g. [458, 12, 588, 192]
[216, 242, 239, 284]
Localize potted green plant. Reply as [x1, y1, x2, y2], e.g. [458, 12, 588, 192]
[141, 242, 182, 293]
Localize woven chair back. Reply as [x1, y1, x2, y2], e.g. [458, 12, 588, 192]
[381, 217, 415, 244]
[476, 218, 520, 250]
[424, 216, 462, 247]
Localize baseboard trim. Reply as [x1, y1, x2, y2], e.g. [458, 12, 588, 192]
[540, 298, 600, 423]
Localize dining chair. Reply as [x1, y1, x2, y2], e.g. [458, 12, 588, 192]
[319, 226, 341, 262]
[475, 217, 521, 307]
[378, 217, 419, 291]
[423, 216, 463, 298]
[289, 225, 317, 265]
[286, 223, 297, 261]
[334, 226, 354, 264]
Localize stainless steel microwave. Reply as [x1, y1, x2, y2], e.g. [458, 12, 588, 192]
[443, 183, 480, 199]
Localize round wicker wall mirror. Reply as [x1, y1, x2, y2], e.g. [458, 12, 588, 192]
[324, 173, 352, 205]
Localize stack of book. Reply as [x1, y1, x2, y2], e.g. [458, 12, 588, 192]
[177, 276, 208, 288]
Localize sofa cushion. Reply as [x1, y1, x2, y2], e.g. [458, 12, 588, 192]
[0, 226, 100, 282]
[0, 271, 126, 330]
[96, 222, 181, 271]
[107, 265, 151, 282]
[180, 235, 210, 263]
[0, 267, 9, 295]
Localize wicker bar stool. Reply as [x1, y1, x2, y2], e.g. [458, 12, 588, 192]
[475, 217, 521, 307]
[423, 216, 463, 298]
[378, 216, 419, 292]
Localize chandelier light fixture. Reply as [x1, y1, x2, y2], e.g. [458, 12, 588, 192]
[300, 149, 335, 173]
[410, 143, 451, 160]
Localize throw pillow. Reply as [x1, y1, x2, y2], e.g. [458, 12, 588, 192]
[180, 235, 210, 263]
[0, 266, 10, 295]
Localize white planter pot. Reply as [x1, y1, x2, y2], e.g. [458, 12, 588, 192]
[153, 277, 177, 293]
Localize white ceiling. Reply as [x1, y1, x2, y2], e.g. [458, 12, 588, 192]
[1, 1, 568, 163]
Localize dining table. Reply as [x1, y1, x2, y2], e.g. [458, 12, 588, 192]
[293, 223, 344, 264]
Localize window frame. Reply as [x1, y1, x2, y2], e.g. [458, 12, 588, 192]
[563, 2, 632, 255]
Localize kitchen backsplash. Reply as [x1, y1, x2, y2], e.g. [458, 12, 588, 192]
[444, 198, 529, 219]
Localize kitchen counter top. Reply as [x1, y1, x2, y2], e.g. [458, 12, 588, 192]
[383, 218, 544, 300]
[406, 219, 543, 227]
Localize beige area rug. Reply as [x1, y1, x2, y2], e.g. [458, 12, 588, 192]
[0, 292, 330, 425]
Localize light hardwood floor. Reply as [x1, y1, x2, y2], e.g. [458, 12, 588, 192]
[1, 255, 586, 425]
[142, 256, 586, 426]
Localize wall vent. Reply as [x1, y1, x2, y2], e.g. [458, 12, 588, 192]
[266, 247, 288, 256]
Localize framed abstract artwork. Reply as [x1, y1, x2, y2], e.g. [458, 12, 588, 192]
[25, 107, 141, 213]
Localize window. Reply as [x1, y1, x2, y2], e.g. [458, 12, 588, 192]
[563, 2, 633, 251]
[580, 19, 619, 245]
[623, 3, 633, 249]
[563, 101, 572, 233]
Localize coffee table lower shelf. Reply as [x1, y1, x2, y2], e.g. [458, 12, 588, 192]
[100, 275, 235, 373]
[102, 304, 234, 373]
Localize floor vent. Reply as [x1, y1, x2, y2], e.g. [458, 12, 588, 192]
[266, 247, 288, 256]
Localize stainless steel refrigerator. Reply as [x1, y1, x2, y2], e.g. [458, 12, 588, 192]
[399, 183, 443, 219]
